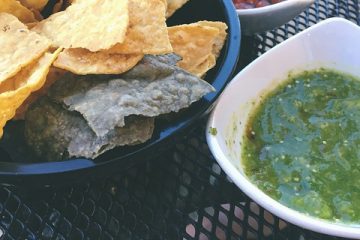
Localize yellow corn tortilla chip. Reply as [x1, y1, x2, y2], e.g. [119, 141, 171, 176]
[32, 0, 129, 51]
[0, 13, 51, 84]
[14, 67, 67, 120]
[197, 21, 228, 58]
[0, 0, 37, 23]
[168, 23, 219, 72]
[161, 0, 168, 9]
[166, 0, 189, 18]
[108, 0, 172, 55]
[191, 54, 216, 78]
[53, 48, 143, 75]
[0, 49, 61, 137]
[19, 0, 48, 11]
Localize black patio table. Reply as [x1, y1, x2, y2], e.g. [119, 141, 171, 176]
[0, 0, 359, 239]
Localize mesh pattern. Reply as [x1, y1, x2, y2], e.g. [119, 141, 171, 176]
[0, 0, 359, 239]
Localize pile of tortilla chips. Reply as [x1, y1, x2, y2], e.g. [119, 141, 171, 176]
[0, 0, 228, 160]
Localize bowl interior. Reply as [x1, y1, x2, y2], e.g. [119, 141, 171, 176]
[207, 18, 360, 238]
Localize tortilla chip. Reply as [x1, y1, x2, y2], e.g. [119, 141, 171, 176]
[25, 98, 155, 160]
[0, 0, 37, 23]
[108, 0, 172, 55]
[53, 48, 143, 75]
[0, 49, 61, 137]
[197, 21, 228, 58]
[160, 0, 168, 10]
[19, 0, 48, 11]
[14, 67, 67, 119]
[48, 55, 214, 137]
[168, 23, 219, 72]
[191, 54, 216, 78]
[166, 0, 189, 18]
[0, 13, 51, 84]
[32, 0, 129, 51]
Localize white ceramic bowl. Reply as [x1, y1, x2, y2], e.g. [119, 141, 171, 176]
[207, 18, 360, 238]
[237, 0, 315, 34]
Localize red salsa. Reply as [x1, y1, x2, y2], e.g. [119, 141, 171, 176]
[233, 0, 284, 9]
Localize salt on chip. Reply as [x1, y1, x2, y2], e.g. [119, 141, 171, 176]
[19, 0, 48, 11]
[166, 0, 189, 18]
[108, 0, 172, 55]
[32, 0, 129, 51]
[168, 23, 219, 73]
[0, 13, 51, 84]
[53, 48, 143, 75]
[0, 49, 61, 137]
[14, 67, 67, 120]
[0, 0, 37, 23]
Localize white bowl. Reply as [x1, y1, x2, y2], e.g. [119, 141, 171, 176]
[207, 18, 360, 238]
[237, 0, 315, 35]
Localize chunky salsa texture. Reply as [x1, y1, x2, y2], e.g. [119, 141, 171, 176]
[242, 68, 360, 222]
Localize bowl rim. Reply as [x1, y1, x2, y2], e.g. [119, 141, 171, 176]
[235, 0, 315, 16]
[206, 17, 360, 239]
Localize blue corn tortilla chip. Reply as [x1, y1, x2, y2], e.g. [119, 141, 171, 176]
[25, 97, 154, 160]
[48, 54, 215, 137]
[24, 54, 214, 160]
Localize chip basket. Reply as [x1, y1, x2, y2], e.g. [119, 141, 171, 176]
[0, 0, 359, 239]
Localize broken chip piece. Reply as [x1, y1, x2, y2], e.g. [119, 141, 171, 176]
[25, 97, 155, 160]
[47, 55, 215, 137]
[168, 23, 219, 73]
[197, 21, 228, 58]
[32, 0, 129, 51]
[53, 48, 144, 75]
[166, 0, 189, 18]
[108, 0, 172, 55]
[0, 13, 51, 84]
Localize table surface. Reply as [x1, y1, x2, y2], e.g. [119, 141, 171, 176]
[0, 0, 359, 239]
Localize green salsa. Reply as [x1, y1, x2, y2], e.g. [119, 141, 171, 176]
[242, 68, 360, 222]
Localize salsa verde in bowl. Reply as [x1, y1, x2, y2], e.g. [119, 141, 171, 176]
[206, 18, 360, 238]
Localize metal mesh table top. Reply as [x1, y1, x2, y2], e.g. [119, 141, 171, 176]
[0, 0, 359, 239]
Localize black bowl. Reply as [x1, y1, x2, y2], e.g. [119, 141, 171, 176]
[0, 0, 241, 185]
